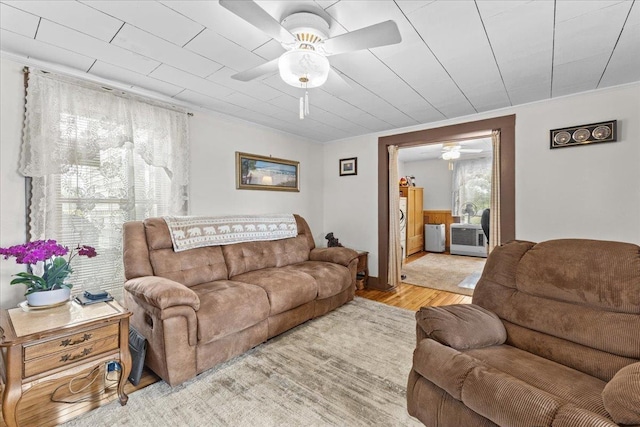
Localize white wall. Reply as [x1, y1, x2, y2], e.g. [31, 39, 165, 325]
[402, 159, 452, 210]
[323, 83, 640, 278]
[323, 134, 379, 272]
[0, 57, 324, 308]
[189, 111, 324, 241]
[514, 88, 639, 244]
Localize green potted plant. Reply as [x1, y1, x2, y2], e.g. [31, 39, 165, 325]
[0, 240, 97, 306]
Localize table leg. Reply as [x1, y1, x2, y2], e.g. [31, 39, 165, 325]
[2, 346, 22, 427]
[117, 319, 132, 406]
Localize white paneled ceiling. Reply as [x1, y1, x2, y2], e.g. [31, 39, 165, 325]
[1, 0, 638, 142]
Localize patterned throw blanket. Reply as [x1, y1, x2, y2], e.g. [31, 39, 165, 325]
[163, 214, 298, 252]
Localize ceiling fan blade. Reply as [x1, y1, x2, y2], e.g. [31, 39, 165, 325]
[219, 0, 296, 44]
[323, 20, 402, 56]
[323, 68, 352, 94]
[231, 58, 280, 81]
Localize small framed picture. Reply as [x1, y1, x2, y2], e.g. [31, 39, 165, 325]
[339, 157, 357, 176]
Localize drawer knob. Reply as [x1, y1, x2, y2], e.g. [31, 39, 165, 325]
[60, 347, 93, 362]
[60, 333, 92, 347]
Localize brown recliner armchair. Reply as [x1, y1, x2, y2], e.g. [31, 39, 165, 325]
[122, 214, 358, 386]
[407, 239, 640, 427]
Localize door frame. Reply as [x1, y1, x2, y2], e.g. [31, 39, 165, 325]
[375, 114, 516, 290]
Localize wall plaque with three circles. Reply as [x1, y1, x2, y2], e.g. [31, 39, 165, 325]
[550, 120, 617, 149]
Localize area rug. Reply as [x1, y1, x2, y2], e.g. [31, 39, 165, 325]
[401, 253, 486, 296]
[63, 298, 422, 427]
[457, 271, 482, 290]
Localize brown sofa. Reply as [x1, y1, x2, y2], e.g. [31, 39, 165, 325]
[122, 214, 358, 386]
[407, 239, 640, 427]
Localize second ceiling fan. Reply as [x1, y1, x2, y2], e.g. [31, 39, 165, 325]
[441, 143, 483, 160]
[219, 0, 402, 118]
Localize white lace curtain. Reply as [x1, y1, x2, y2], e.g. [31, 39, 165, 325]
[451, 157, 492, 224]
[21, 71, 190, 299]
[489, 130, 501, 253]
[388, 145, 401, 289]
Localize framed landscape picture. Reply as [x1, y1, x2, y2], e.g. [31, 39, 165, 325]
[236, 152, 300, 192]
[339, 157, 357, 176]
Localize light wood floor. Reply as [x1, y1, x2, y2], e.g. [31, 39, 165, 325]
[1, 252, 469, 426]
[356, 250, 472, 310]
[357, 283, 471, 311]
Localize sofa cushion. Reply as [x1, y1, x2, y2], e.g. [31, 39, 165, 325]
[231, 268, 317, 315]
[473, 239, 640, 381]
[414, 339, 566, 426]
[416, 304, 506, 350]
[191, 280, 269, 344]
[286, 261, 351, 299]
[502, 320, 638, 382]
[150, 246, 229, 287]
[143, 218, 230, 287]
[144, 217, 174, 250]
[123, 221, 153, 279]
[602, 362, 640, 425]
[222, 237, 311, 277]
[515, 239, 640, 313]
[462, 362, 565, 427]
[464, 344, 609, 418]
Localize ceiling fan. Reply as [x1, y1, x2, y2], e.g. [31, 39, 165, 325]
[441, 143, 483, 160]
[219, 0, 402, 118]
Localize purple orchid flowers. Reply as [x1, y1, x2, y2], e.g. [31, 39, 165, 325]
[0, 240, 98, 295]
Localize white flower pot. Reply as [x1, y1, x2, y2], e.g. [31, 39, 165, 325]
[27, 287, 71, 307]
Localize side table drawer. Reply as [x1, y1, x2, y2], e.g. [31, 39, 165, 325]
[24, 323, 119, 361]
[24, 334, 119, 377]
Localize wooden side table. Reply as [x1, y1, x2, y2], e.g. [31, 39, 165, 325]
[355, 250, 369, 290]
[0, 300, 131, 427]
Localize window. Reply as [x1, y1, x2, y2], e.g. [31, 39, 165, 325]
[451, 157, 491, 224]
[22, 72, 189, 300]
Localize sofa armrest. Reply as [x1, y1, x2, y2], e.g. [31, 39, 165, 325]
[602, 362, 640, 425]
[124, 276, 200, 311]
[416, 304, 506, 350]
[310, 247, 358, 266]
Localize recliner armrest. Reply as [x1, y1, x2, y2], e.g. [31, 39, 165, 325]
[602, 362, 640, 425]
[310, 247, 358, 266]
[416, 304, 506, 350]
[125, 276, 200, 311]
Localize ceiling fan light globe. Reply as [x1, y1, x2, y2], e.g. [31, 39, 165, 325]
[442, 151, 460, 160]
[278, 50, 330, 88]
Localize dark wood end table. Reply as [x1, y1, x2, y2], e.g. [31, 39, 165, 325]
[355, 250, 369, 289]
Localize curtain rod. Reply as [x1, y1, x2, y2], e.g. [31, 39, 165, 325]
[23, 66, 193, 117]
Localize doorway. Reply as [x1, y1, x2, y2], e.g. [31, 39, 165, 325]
[375, 115, 516, 291]
[398, 137, 492, 294]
